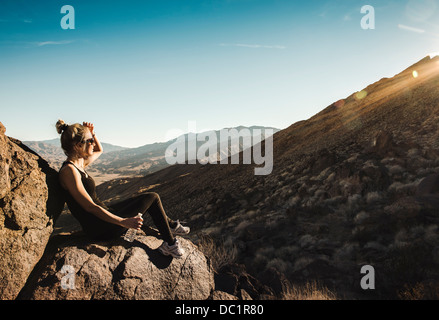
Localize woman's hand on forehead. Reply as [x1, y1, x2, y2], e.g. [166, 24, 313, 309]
[83, 122, 95, 135]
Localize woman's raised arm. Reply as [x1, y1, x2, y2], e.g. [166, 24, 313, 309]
[82, 121, 103, 167]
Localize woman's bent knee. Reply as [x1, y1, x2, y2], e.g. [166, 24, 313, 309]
[138, 192, 160, 204]
[149, 192, 159, 201]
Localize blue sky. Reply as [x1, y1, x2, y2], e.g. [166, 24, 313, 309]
[1, 0, 439, 147]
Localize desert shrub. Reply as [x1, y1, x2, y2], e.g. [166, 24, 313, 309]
[347, 194, 363, 210]
[333, 243, 359, 267]
[233, 220, 252, 234]
[253, 253, 269, 272]
[250, 245, 278, 272]
[338, 178, 362, 197]
[275, 245, 300, 259]
[387, 164, 405, 175]
[298, 234, 316, 249]
[353, 211, 370, 224]
[384, 241, 434, 288]
[366, 191, 382, 205]
[394, 225, 439, 248]
[398, 281, 439, 300]
[364, 241, 387, 252]
[322, 195, 343, 206]
[266, 258, 289, 273]
[388, 179, 421, 198]
[293, 256, 314, 271]
[338, 194, 364, 222]
[407, 148, 421, 158]
[196, 233, 237, 271]
[350, 211, 397, 245]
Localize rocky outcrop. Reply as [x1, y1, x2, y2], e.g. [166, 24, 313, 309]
[0, 122, 65, 300]
[18, 232, 214, 300]
[214, 263, 274, 300]
[0, 122, 225, 300]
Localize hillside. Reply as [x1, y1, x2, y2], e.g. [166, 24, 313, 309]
[89, 55, 439, 299]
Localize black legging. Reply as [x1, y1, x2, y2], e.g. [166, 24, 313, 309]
[97, 192, 176, 244]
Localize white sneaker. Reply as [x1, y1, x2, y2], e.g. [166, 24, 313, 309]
[158, 238, 185, 259]
[170, 220, 190, 236]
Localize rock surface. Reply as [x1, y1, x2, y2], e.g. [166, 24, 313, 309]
[0, 122, 64, 300]
[19, 232, 215, 300]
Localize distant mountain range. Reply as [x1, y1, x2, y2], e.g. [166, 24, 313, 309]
[23, 126, 280, 185]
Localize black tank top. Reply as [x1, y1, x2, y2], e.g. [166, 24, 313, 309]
[60, 161, 118, 238]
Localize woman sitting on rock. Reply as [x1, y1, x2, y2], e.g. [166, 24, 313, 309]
[56, 119, 189, 259]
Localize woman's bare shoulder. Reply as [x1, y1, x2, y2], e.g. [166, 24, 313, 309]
[60, 162, 73, 173]
[59, 163, 80, 181]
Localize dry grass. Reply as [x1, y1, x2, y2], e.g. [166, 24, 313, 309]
[280, 281, 338, 300]
[398, 282, 439, 300]
[196, 233, 237, 271]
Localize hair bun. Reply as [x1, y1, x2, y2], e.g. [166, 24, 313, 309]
[56, 119, 69, 134]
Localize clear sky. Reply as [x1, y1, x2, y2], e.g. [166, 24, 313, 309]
[1, 0, 439, 147]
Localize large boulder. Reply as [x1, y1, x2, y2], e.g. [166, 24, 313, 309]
[0, 122, 65, 300]
[18, 232, 215, 300]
